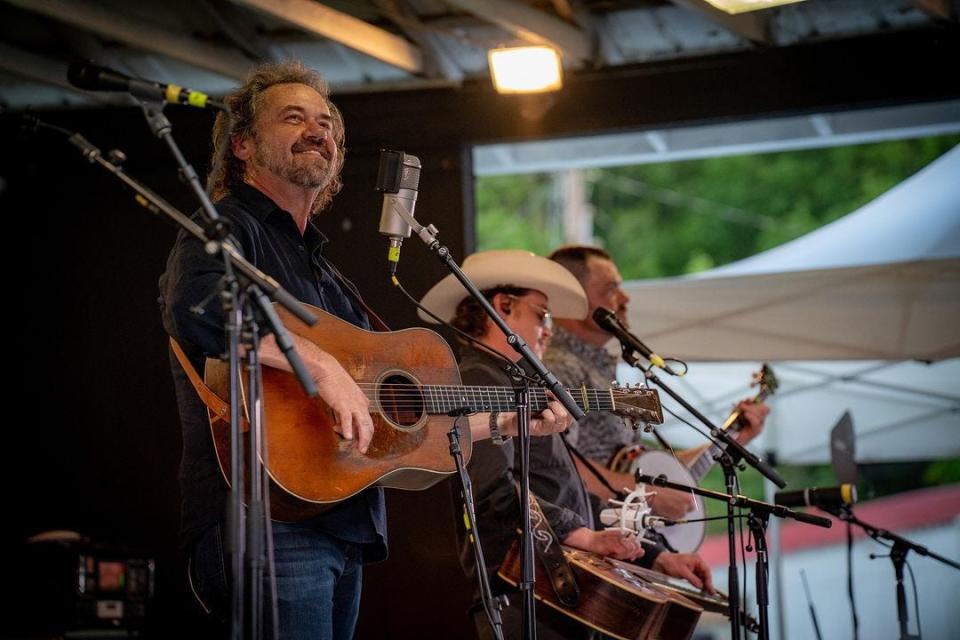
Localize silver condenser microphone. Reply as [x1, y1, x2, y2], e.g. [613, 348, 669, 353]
[375, 150, 421, 274]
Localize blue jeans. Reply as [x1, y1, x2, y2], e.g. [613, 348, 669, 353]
[190, 522, 363, 640]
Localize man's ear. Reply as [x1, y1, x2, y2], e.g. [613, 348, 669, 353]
[231, 134, 251, 161]
[492, 292, 512, 316]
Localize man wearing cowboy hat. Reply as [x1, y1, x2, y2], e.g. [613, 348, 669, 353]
[420, 250, 714, 640]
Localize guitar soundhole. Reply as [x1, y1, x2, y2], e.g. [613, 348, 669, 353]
[378, 374, 424, 430]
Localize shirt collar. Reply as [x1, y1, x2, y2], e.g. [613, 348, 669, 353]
[230, 182, 329, 248]
[551, 326, 617, 368]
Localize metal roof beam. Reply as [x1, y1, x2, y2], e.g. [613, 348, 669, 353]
[8, 0, 250, 80]
[374, 0, 463, 81]
[444, 0, 592, 65]
[0, 43, 125, 104]
[670, 0, 771, 45]
[232, 0, 424, 74]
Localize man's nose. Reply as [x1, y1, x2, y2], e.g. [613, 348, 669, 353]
[304, 121, 328, 141]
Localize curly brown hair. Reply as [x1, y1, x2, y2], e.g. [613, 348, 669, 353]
[206, 61, 346, 215]
[451, 286, 532, 338]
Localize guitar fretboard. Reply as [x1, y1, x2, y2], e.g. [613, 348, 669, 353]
[422, 385, 615, 415]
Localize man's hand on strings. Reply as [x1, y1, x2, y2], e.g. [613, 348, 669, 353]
[735, 400, 770, 446]
[564, 527, 645, 562]
[653, 552, 716, 594]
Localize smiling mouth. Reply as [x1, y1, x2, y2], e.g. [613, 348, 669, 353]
[292, 144, 329, 158]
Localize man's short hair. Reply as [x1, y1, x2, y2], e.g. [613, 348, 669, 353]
[547, 245, 612, 284]
[451, 286, 532, 338]
[207, 60, 346, 214]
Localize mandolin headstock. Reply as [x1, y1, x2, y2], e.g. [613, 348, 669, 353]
[611, 384, 664, 425]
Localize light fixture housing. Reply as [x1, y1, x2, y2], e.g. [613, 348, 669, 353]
[703, 0, 805, 14]
[488, 45, 563, 94]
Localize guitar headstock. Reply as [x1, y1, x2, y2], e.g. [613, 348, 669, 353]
[611, 384, 664, 425]
[752, 363, 779, 400]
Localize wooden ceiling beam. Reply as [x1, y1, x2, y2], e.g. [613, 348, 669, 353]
[909, 0, 956, 21]
[9, 0, 250, 79]
[232, 0, 424, 74]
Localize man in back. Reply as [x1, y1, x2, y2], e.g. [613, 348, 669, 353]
[545, 245, 770, 516]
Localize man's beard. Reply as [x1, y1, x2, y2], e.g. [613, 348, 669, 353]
[255, 143, 334, 190]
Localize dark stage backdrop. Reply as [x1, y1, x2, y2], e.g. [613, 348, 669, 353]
[0, 104, 476, 638]
[0, 25, 956, 638]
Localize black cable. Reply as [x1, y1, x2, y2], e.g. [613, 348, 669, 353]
[392, 274, 544, 388]
[848, 520, 859, 640]
[662, 357, 689, 376]
[661, 405, 727, 453]
[906, 559, 922, 639]
[737, 474, 750, 639]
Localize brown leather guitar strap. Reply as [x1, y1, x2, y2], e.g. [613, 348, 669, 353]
[525, 491, 580, 608]
[169, 338, 248, 433]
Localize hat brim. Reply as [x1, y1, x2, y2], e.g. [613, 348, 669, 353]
[418, 250, 588, 323]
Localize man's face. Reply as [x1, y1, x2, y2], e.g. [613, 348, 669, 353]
[583, 257, 631, 329]
[238, 82, 339, 190]
[503, 290, 553, 359]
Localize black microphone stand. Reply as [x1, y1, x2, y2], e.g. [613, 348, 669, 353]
[36, 113, 317, 640]
[637, 473, 832, 640]
[385, 206, 585, 640]
[827, 505, 960, 640]
[622, 349, 786, 640]
[447, 413, 506, 640]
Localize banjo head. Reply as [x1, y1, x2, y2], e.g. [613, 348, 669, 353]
[633, 449, 707, 553]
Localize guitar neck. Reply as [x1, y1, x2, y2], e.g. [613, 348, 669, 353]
[422, 385, 614, 415]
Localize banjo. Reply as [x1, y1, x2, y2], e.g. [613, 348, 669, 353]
[609, 365, 778, 553]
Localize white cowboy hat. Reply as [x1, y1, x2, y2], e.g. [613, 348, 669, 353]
[418, 249, 588, 323]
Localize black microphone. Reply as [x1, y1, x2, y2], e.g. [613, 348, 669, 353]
[67, 61, 226, 110]
[592, 307, 668, 370]
[375, 150, 421, 274]
[775, 484, 857, 509]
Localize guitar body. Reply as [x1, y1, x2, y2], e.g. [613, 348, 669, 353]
[633, 450, 706, 554]
[205, 302, 467, 522]
[498, 541, 702, 640]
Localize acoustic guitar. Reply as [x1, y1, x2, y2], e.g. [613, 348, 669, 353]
[608, 365, 778, 553]
[499, 541, 703, 640]
[499, 541, 760, 639]
[204, 302, 664, 521]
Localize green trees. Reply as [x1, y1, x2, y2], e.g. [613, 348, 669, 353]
[475, 136, 959, 276]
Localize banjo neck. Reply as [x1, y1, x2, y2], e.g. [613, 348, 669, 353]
[686, 366, 777, 483]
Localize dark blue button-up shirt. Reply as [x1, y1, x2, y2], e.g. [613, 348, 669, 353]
[159, 183, 386, 561]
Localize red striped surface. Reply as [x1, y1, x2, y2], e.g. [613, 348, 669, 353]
[699, 483, 960, 566]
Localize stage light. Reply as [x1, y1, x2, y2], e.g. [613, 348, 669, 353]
[488, 45, 562, 94]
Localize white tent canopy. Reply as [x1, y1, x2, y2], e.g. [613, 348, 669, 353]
[626, 146, 960, 362]
[617, 146, 960, 463]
